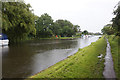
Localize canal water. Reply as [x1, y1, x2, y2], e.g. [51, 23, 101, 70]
[1, 35, 101, 78]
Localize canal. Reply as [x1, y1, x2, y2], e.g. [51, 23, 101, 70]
[1, 35, 101, 78]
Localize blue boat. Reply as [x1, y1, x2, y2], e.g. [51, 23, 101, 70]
[0, 33, 9, 46]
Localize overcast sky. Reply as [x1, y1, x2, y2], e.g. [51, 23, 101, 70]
[25, 0, 119, 33]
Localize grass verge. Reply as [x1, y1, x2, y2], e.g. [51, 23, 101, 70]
[107, 35, 120, 78]
[27, 36, 107, 78]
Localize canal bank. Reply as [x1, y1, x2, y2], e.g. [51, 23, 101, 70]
[28, 36, 107, 78]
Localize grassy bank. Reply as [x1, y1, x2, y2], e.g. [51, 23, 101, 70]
[28, 36, 107, 78]
[107, 35, 120, 78]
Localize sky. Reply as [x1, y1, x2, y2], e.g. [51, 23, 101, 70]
[24, 0, 119, 33]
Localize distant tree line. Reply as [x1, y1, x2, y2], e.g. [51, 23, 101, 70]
[1, 2, 80, 43]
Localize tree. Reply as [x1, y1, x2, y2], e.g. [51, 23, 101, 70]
[0, 1, 2, 33]
[101, 24, 115, 35]
[82, 30, 88, 35]
[73, 25, 80, 32]
[35, 15, 80, 38]
[62, 26, 74, 37]
[36, 13, 54, 38]
[54, 19, 78, 37]
[2, 2, 36, 43]
[112, 1, 120, 36]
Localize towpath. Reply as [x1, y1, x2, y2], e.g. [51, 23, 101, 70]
[103, 38, 116, 79]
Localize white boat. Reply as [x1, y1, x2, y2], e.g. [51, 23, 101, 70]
[0, 33, 9, 46]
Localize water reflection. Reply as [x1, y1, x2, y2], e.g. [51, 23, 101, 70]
[2, 35, 101, 78]
[0, 47, 2, 79]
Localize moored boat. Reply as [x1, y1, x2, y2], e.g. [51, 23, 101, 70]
[0, 33, 9, 46]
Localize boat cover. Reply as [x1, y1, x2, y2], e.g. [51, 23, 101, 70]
[0, 33, 8, 40]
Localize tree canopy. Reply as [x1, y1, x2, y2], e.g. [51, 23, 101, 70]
[82, 30, 88, 35]
[112, 1, 120, 36]
[54, 19, 79, 37]
[35, 17, 80, 37]
[35, 13, 54, 38]
[2, 2, 81, 43]
[2, 2, 36, 43]
[101, 24, 115, 35]
[101, 2, 120, 36]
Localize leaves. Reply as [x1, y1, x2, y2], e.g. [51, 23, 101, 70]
[2, 2, 81, 42]
[112, 2, 120, 36]
[2, 2, 36, 43]
[101, 24, 115, 35]
[36, 13, 54, 38]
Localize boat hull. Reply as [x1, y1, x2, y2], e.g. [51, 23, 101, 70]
[0, 40, 9, 46]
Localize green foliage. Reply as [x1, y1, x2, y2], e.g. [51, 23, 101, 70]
[2, 2, 36, 43]
[36, 18, 81, 37]
[76, 33, 82, 36]
[73, 25, 80, 32]
[0, 1, 2, 33]
[101, 24, 115, 35]
[82, 30, 88, 35]
[35, 13, 54, 38]
[2, 2, 81, 43]
[112, 2, 120, 36]
[54, 19, 80, 37]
